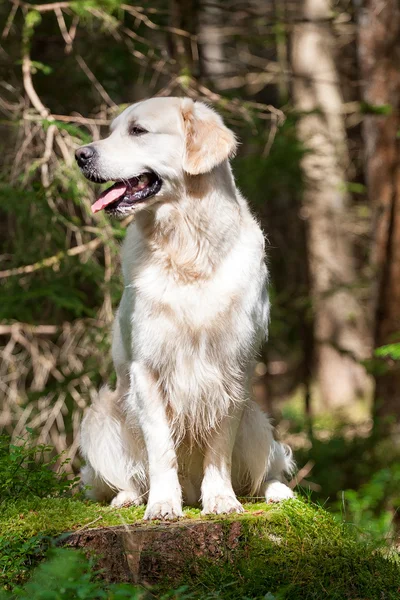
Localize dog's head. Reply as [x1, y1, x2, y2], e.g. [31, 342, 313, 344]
[75, 97, 237, 217]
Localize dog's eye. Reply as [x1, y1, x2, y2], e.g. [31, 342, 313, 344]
[129, 125, 147, 136]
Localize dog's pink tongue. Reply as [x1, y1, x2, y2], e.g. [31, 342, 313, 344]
[91, 182, 127, 214]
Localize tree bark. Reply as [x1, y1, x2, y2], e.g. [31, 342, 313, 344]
[198, 0, 226, 84]
[67, 520, 243, 585]
[358, 0, 400, 423]
[168, 0, 199, 78]
[291, 0, 371, 409]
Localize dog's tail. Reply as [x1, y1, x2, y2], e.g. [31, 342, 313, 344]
[267, 440, 296, 481]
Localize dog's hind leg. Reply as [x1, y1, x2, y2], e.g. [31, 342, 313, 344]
[263, 439, 295, 502]
[232, 401, 295, 503]
[80, 385, 147, 506]
[80, 463, 114, 502]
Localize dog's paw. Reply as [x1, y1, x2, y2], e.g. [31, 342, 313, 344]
[202, 494, 245, 515]
[144, 500, 183, 521]
[265, 480, 294, 503]
[111, 490, 142, 508]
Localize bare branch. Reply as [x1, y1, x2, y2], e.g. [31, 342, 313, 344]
[0, 238, 102, 279]
[2, 0, 19, 38]
[0, 324, 59, 336]
[289, 460, 315, 489]
[54, 6, 74, 51]
[24, 113, 111, 126]
[11, 1, 72, 13]
[40, 123, 56, 187]
[22, 54, 50, 118]
[75, 56, 117, 108]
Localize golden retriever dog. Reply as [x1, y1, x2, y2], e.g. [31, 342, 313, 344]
[76, 97, 294, 520]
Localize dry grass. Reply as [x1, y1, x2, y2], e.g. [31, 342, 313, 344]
[0, 320, 112, 467]
[0, 0, 298, 466]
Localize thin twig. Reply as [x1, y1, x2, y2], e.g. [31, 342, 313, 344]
[289, 460, 315, 489]
[2, 1, 19, 38]
[23, 113, 111, 126]
[22, 54, 49, 118]
[54, 6, 73, 49]
[73, 516, 103, 533]
[34, 124, 56, 187]
[75, 56, 116, 108]
[12, 1, 72, 12]
[0, 238, 102, 279]
[67, 14, 79, 53]
[0, 324, 60, 335]
[121, 3, 196, 39]
[22, 51, 73, 164]
[262, 115, 279, 157]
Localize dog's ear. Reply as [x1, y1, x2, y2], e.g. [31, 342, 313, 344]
[181, 99, 238, 175]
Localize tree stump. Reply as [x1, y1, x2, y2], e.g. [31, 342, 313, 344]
[66, 520, 243, 586]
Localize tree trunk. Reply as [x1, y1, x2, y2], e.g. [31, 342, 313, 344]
[291, 0, 371, 409]
[358, 0, 400, 424]
[168, 0, 199, 78]
[198, 0, 226, 84]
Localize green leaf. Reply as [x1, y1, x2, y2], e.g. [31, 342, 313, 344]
[340, 181, 367, 195]
[360, 102, 393, 116]
[375, 343, 400, 360]
[30, 61, 53, 75]
[25, 10, 42, 30]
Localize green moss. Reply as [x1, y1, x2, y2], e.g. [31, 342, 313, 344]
[1, 497, 399, 598]
[1, 497, 144, 538]
[0, 496, 205, 588]
[189, 500, 400, 599]
[0, 497, 135, 588]
[0, 497, 210, 540]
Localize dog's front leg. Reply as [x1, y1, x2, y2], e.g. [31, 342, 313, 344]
[201, 404, 245, 515]
[131, 363, 183, 520]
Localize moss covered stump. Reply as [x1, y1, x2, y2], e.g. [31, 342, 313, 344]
[2, 497, 400, 598]
[67, 519, 243, 585]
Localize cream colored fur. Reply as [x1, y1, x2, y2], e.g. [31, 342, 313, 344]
[79, 97, 294, 519]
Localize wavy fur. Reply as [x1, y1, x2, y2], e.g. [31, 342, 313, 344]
[79, 97, 294, 519]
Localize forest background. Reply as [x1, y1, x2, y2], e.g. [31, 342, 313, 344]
[0, 0, 400, 540]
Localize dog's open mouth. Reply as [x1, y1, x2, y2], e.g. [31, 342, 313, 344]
[91, 172, 162, 214]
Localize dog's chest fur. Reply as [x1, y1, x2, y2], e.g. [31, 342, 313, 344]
[118, 200, 269, 437]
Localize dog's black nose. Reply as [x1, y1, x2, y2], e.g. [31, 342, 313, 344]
[75, 146, 95, 166]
